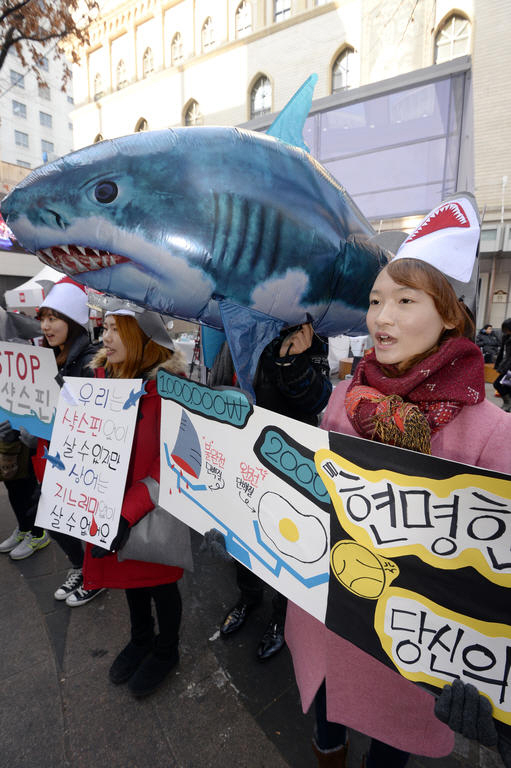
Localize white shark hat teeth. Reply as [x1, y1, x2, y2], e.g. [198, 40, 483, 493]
[39, 277, 89, 326]
[393, 193, 481, 283]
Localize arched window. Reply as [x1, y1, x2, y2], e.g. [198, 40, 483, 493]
[93, 73, 103, 101]
[235, 1, 252, 38]
[184, 100, 202, 126]
[434, 13, 471, 64]
[116, 59, 127, 90]
[93, 133, 104, 143]
[142, 47, 154, 77]
[201, 17, 215, 51]
[171, 32, 183, 65]
[250, 76, 271, 119]
[135, 117, 148, 132]
[331, 47, 355, 92]
[273, 0, 290, 22]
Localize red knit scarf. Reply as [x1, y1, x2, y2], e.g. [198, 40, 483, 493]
[345, 337, 485, 454]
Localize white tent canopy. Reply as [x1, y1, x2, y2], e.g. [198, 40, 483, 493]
[4, 266, 63, 316]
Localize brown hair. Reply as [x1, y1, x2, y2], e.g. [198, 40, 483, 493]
[37, 307, 88, 368]
[379, 258, 475, 374]
[92, 314, 173, 378]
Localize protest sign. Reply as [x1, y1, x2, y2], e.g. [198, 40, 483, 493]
[0, 341, 60, 439]
[158, 371, 511, 726]
[36, 377, 140, 548]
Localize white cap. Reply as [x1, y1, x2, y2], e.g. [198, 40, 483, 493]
[39, 277, 89, 327]
[393, 193, 480, 283]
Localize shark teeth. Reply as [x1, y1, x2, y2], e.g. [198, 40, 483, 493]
[36, 245, 128, 274]
[405, 202, 470, 244]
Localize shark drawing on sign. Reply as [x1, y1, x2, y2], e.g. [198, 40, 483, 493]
[123, 381, 147, 410]
[1, 75, 389, 391]
[42, 447, 65, 471]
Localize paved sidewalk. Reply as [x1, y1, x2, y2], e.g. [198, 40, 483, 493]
[0, 382, 505, 768]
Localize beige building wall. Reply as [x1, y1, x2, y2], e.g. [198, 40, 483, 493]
[72, 0, 474, 148]
[69, 0, 510, 323]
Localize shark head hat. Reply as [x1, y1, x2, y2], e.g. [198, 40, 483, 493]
[90, 292, 175, 352]
[391, 192, 481, 316]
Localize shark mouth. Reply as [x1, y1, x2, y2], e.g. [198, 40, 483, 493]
[405, 202, 470, 244]
[36, 244, 129, 274]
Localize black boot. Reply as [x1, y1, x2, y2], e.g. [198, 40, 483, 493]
[109, 639, 154, 684]
[257, 618, 286, 661]
[220, 598, 260, 635]
[128, 646, 179, 697]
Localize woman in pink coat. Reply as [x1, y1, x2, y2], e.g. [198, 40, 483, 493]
[285, 257, 511, 767]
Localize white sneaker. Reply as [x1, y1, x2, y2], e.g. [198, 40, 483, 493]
[0, 527, 27, 553]
[54, 568, 83, 600]
[9, 531, 51, 560]
[66, 586, 106, 607]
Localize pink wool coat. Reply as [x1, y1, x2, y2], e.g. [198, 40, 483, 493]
[285, 380, 511, 757]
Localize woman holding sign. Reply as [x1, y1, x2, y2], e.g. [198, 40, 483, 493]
[286, 198, 511, 768]
[82, 304, 188, 698]
[35, 277, 100, 602]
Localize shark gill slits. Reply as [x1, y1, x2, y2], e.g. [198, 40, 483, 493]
[94, 181, 118, 204]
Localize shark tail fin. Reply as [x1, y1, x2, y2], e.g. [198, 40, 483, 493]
[42, 446, 49, 460]
[266, 73, 318, 153]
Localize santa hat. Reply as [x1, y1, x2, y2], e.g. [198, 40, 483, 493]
[39, 277, 89, 327]
[392, 193, 480, 283]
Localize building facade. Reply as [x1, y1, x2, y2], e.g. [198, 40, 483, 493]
[60, 1, 511, 326]
[0, 44, 78, 297]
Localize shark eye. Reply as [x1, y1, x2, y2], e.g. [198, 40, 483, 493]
[94, 180, 118, 204]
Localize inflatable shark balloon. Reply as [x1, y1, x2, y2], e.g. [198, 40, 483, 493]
[1, 75, 388, 391]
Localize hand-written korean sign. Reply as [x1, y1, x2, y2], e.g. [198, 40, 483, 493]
[316, 450, 511, 587]
[36, 377, 140, 548]
[316, 448, 511, 724]
[375, 590, 511, 727]
[0, 341, 60, 439]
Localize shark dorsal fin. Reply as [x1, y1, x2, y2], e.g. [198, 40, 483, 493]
[266, 73, 318, 153]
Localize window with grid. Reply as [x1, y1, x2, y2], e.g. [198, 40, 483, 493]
[201, 17, 215, 51]
[42, 139, 54, 155]
[94, 73, 103, 101]
[15, 130, 29, 147]
[116, 59, 128, 89]
[435, 14, 471, 64]
[250, 76, 271, 118]
[10, 70, 24, 88]
[142, 48, 154, 77]
[184, 100, 202, 126]
[12, 100, 27, 118]
[235, 1, 252, 38]
[171, 32, 183, 65]
[274, 0, 291, 22]
[38, 83, 51, 100]
[40, 111, 52, 128]
[332, 47, 355, 92]
[17, 160, 31, 168]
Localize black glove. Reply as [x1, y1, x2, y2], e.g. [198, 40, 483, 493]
[91, 516, 130, 558]
[200, 528, 231, 562]
[435, 679, 497, 746]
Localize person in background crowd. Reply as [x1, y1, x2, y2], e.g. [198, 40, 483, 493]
[34, 277, 101, 606]
[493, 318, 511, 412]
[83, 306, 188, 697]
[475, 323, 500, 363]
[0, 422, 50, 559]
[285, 258, 510, 768]
[209, 323, 331, 660]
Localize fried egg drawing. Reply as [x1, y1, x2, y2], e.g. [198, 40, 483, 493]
[257, 491, 327, 563]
